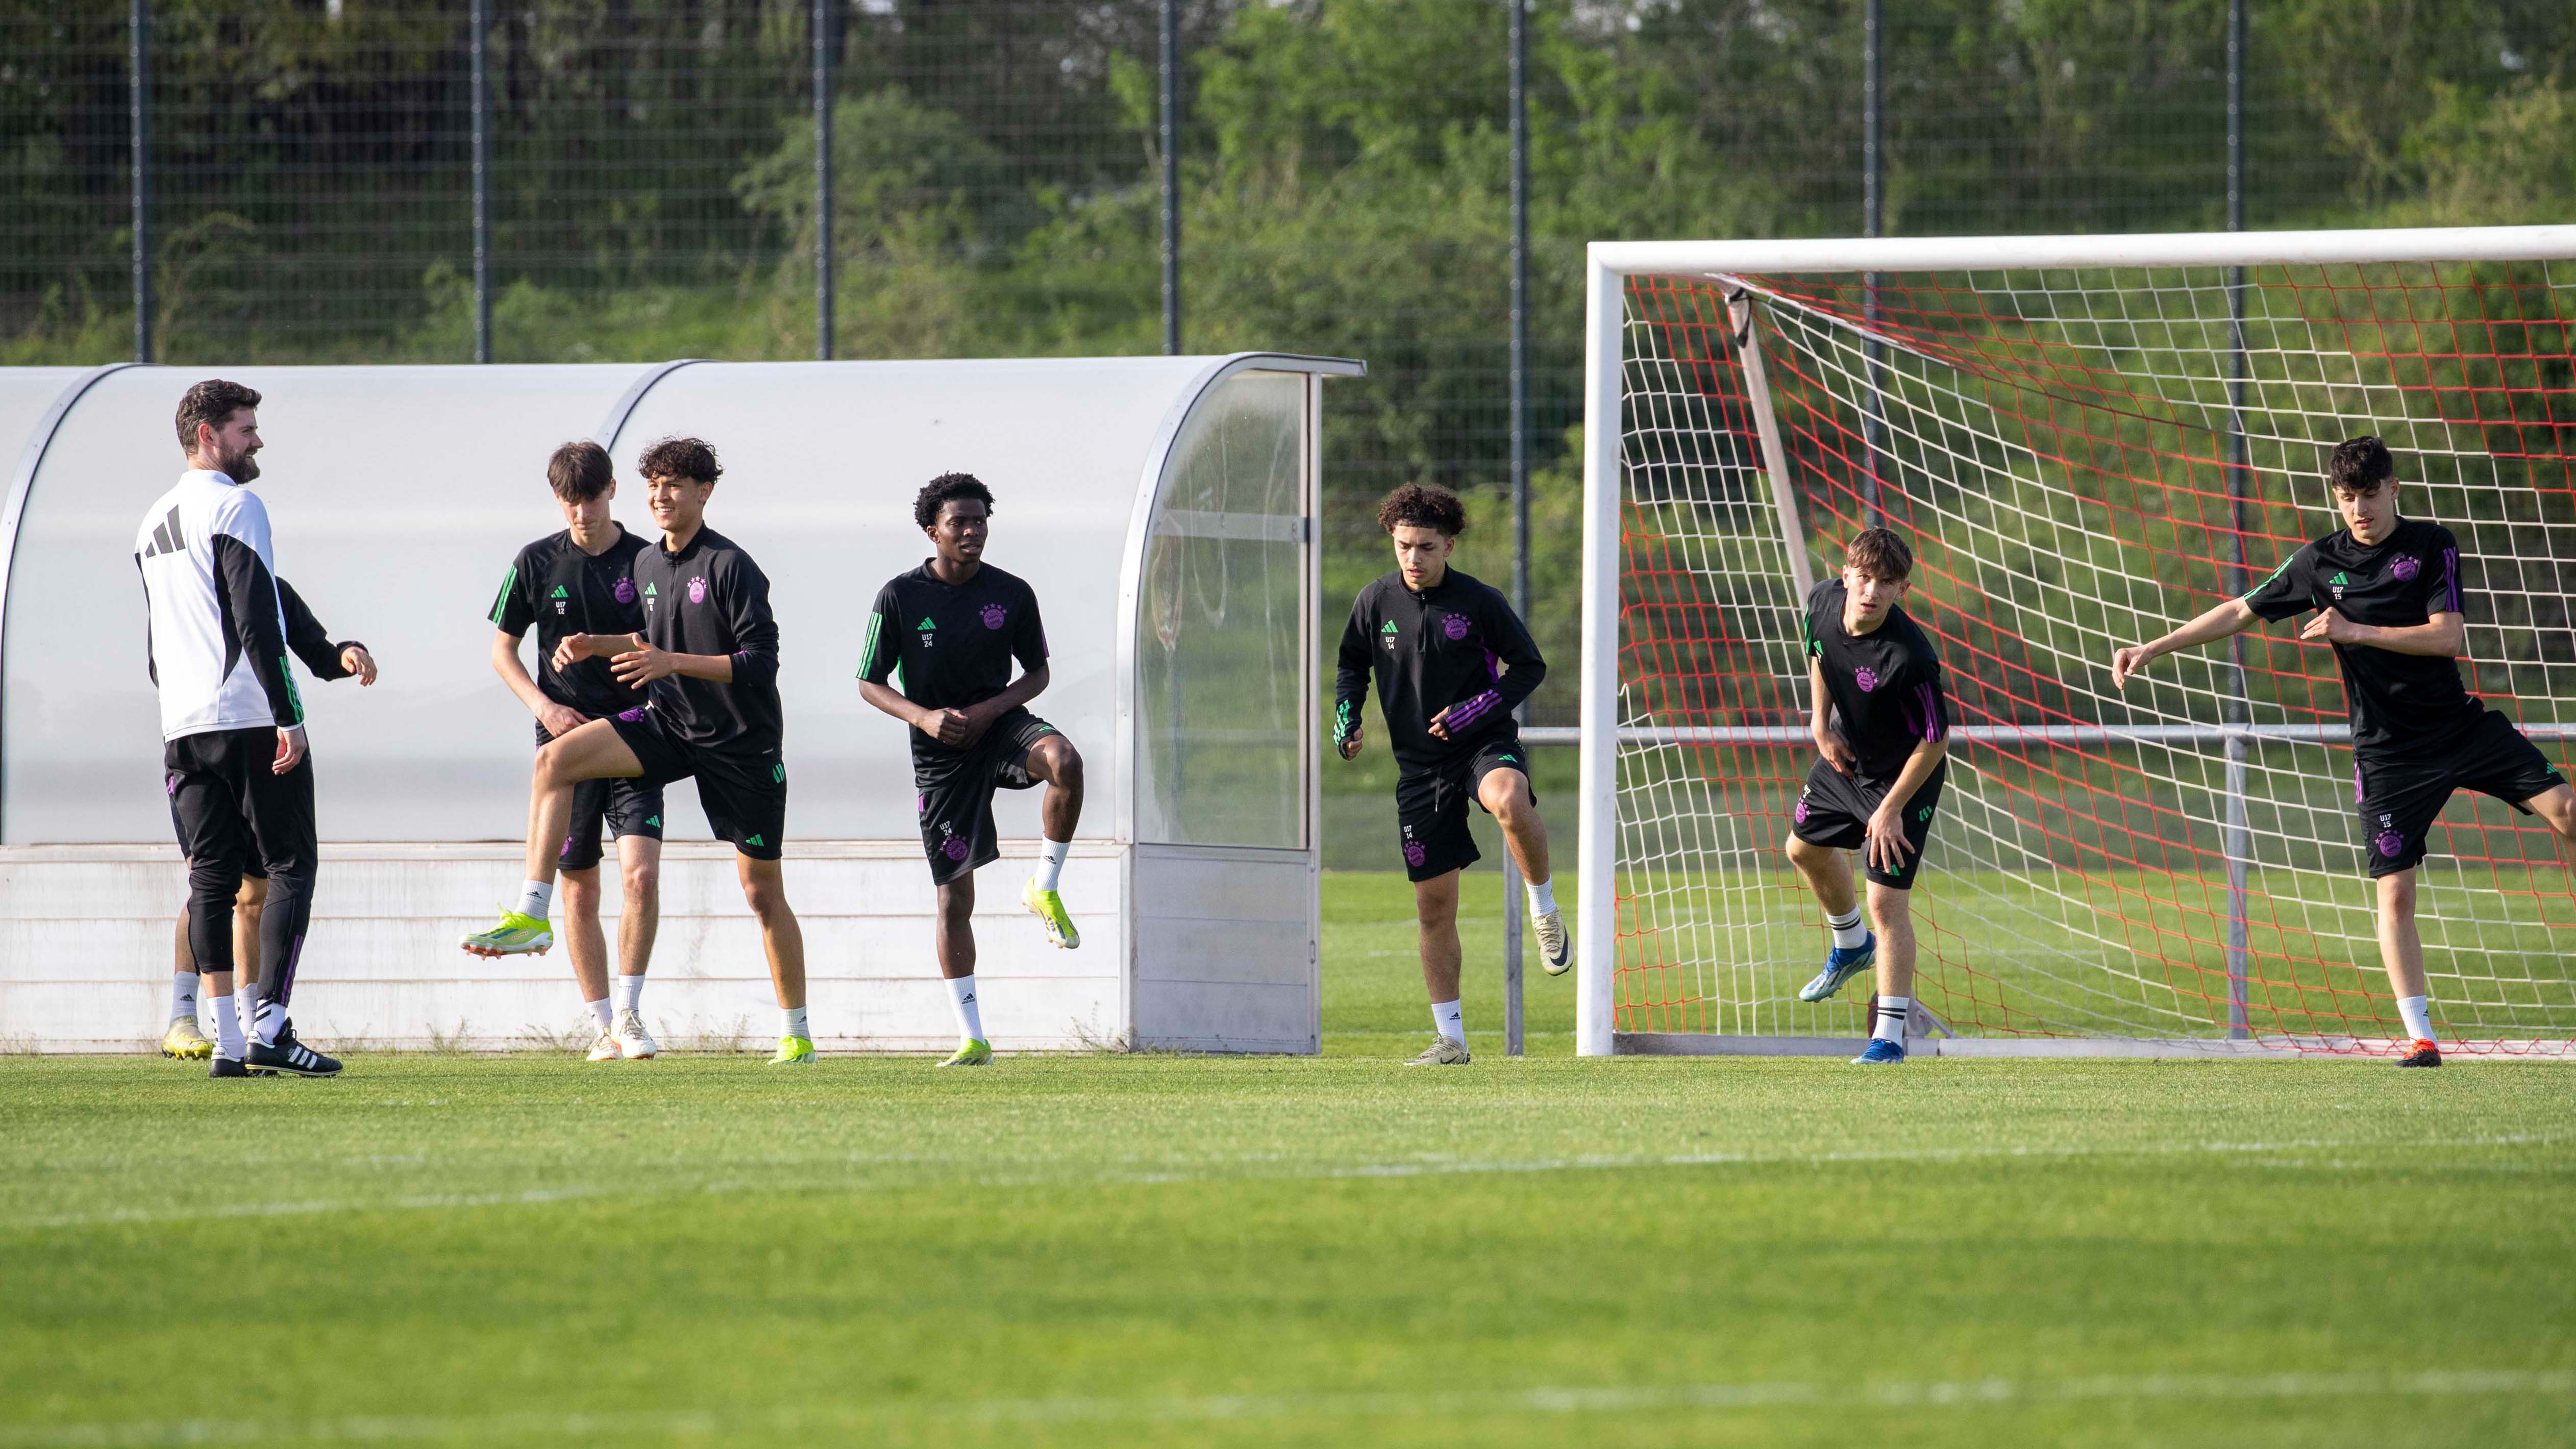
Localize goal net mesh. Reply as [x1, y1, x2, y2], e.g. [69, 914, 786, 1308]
[1614, 259, 2576, 1053]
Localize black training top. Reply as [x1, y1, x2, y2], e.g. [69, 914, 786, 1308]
[632, 524, 783, 753]
[487, 527, 651, 738]
[1802, 578, 1950, 777]
[857, 561, 1048, 757]
[1334, 567, 1545, 769]
[276, 578, 361, 682]
[2241, 517, 2478, 756]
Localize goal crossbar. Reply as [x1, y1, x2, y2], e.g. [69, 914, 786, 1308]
[1578, 226, 2576, 1059]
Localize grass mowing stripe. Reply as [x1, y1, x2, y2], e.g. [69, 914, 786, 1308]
[9, 1131, 2562, 1233]
[6, 1368, 2568, 1445]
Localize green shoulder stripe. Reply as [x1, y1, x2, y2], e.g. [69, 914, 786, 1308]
[487, 562, 517, 625]
[855, 612, 883, 680]
[2241, 555, 2294, 602]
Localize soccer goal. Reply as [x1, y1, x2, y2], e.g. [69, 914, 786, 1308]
[1575, 226, 2576, 1060]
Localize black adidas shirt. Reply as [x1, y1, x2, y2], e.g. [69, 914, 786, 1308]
[1334, 568, 1545, 770]
[632, 524, 783, 754]
[858, 561, 1048, 757]
[488, 527, 651, 739]
[2241, 517, 2478, 755]
[1803, 579, 1950, 778]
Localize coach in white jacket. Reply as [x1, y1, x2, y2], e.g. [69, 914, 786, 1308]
[135, 378, 340, 1079]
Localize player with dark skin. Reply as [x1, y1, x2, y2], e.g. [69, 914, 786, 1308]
[858, 495, 1083, 985]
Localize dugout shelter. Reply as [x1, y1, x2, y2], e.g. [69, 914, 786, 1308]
[0, 353, 1359, 1053]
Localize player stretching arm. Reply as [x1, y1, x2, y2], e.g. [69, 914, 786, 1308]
[462, 437, 815, 1065]
[2112, 435, 2576, 1066]
[1780, 528, 1951, 1065]
[162, 578, 375, 1062]
[1334, 484, 1557, 1068]
[484, 442, 665, 1064]
[857, 473, 1083, 1069]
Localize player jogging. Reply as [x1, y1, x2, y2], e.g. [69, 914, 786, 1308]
[1334, 483, 1560, 1067]
[485, 441, 665, 1063]
[857, 473, 1084, 1068]
[137, 379, 343, 1079]
[1782, 527, 1951, 1065]
[460, 437, 815, 1064]
[2112, 435, 2576, 1066]
[162, 578, 376, 1062]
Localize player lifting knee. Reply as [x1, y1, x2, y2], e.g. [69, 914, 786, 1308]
[484, 441, 665, 1063]
[461, 437, 815, 1064]
[1334, 484, 1560, 1067]
[2113, 436, 2576, 1067]
[1782, 527, 1951, 1065]
[858, 473, 1084, 1068]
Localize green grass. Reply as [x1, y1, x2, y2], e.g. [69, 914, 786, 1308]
[3, 873, 2572, 1448]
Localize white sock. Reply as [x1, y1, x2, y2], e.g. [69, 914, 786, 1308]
[586, 997, 613, 1029]
[782, 1005, 809, 1041]
[253, 999, 284, 1047]
[1431, 998, 1465, 1044]
[209, 995, 245, 1061]
[1033, 838, 1070, 893]
[170, 970, 198, 1023]
[2398, 994, 2435, 1042]
[1827, 906, 1868, 950]
[515, 879, 554, 919]
[1525, 877, 1558, 917]
[1873, 995, 1911, 1043]
[612, 975, 644, 1015]
[946, 973, 986, 1043]
[234, 986, 258, 1042]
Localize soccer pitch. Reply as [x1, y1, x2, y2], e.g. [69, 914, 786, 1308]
[4, 875, 2572, 1447]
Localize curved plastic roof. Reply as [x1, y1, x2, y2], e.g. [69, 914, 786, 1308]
[0, 355, 1356, 845]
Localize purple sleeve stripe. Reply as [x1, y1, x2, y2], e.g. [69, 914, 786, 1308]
[1446, 689, 1502, 731]
[2444, 547, 2461, 613]
[1918, 682, 1946, 741]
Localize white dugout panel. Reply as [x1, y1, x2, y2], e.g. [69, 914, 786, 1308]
[0, 353, 1358, 1054]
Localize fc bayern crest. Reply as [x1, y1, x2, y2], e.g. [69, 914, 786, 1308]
[981, 602, 1008, 630]
[943, 835, 972, 861]
[1403, 839, 1427, 868]
[2375, 828, 2405, 859]
[1442, 613, 1471, 641]
[2389, 555, 2419, 582]
[1854, 665, 1880, 693]
[687, 576, 707, 605]
[613, 576, 636, 605]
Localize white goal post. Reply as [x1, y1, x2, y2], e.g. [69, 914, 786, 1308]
[1577, 226, 2576, 1060]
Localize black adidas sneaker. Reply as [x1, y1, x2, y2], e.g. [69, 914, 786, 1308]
[246, 1020, 342, 1078]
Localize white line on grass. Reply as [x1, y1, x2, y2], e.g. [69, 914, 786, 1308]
[2, 1368, 2567, 1446]
[5, 1133, 2563, 1233]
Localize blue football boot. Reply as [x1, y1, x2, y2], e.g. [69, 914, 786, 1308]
[1797, 932, 1876, 1002]
[1851, 1037, 1907, 1065]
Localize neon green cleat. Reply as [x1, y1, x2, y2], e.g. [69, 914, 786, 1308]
[769, 1035, 815, 1065]
[939, 1038, 993, 1067]
[459, 911, 553, 957]
[1022, 880, 1080, 950]
[160, 1017, 212, 1060]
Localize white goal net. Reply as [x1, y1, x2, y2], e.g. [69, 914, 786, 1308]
[1575, 228, 2576, 1058]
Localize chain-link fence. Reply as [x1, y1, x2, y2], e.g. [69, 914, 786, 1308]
[9, 0, 2575, 750]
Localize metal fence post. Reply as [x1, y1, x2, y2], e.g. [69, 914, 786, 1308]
[1159, 0, 1181, 355]
[814, 0, 833, 362]
[130, 0, 152, 364]
[1859, 0, 1884, 527]
[2222, 0, 2253, 1037]
[470, 0, 491, 364]
[1503, 0, 1529, 1058]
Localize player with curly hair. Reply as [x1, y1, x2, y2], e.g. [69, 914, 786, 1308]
[856, 472, 1084, 1067]
[1334, 483, 1556, 1066]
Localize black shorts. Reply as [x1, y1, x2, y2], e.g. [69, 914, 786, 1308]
[607, 707, 786, 861]
[164, 728, 316, 883]
[2356, 710, 2565, 878]
[557, 775, 665, 871]
[1394, 732, 1534, 883]
[915, 709, 1058, 886]
[1790, 757, 1945, 890]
